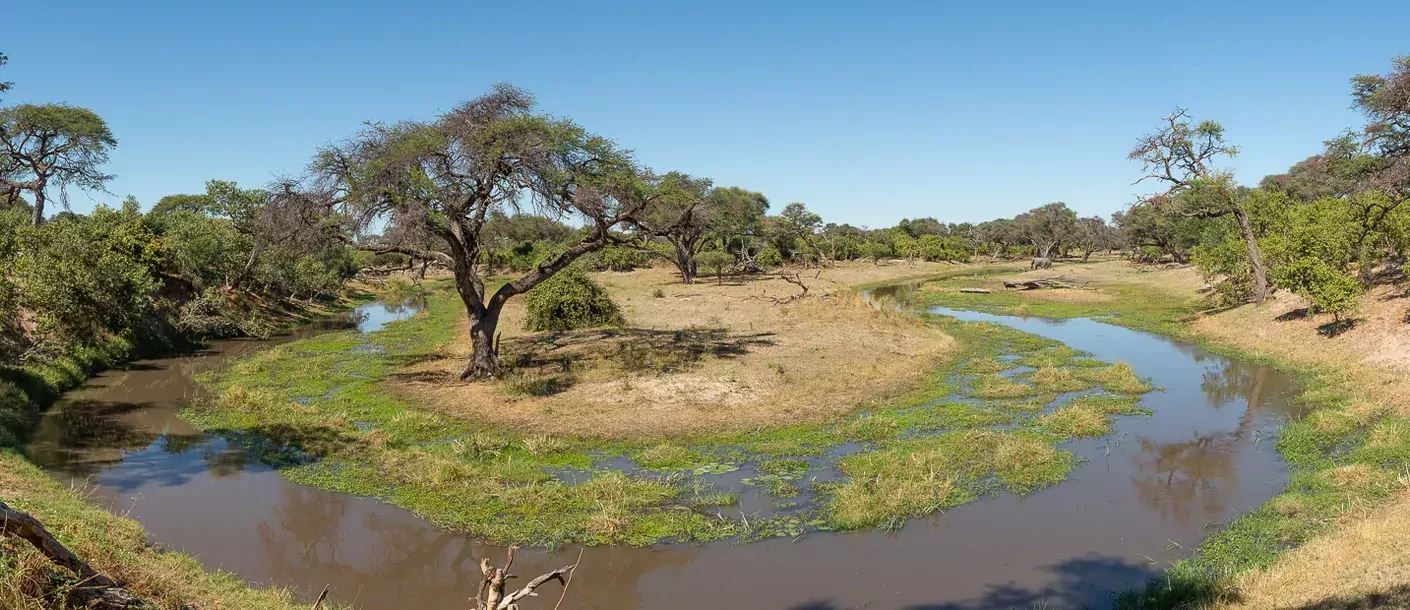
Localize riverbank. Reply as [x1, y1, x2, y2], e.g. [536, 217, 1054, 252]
[903, 259, 1410, 609]
[0, 282, 406, 610]
[186, 261, 1160, 548]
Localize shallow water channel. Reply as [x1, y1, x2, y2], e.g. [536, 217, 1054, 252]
[26, 286, 1305, 609]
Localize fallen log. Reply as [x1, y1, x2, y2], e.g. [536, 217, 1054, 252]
[0, 500, 156, 609]
[1002, 275, 1092, 291]
[958, 288, 992, 294]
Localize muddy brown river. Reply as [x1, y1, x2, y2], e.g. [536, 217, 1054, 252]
[25, 290, 1303, 609]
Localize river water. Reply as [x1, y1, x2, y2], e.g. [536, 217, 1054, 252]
[24, 287, 1304, 609]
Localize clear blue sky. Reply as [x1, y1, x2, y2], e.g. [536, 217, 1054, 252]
[5, 1, 1407, 226]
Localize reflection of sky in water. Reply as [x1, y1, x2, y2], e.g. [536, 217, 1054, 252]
[349, 297, 425, 334]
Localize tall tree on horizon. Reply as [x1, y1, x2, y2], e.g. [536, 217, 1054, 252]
[0, 104, 117, 226]
[1129, 108, 1270, 304]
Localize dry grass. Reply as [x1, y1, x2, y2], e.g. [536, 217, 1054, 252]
[392, 263, 959, 439]
[938, 256, 1205, 305]
[1217, 490, 1410, 610]
[1038, 403, 1111, 437]
[967, 373, 1037, 399]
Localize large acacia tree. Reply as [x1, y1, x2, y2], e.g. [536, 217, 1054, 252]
[0, 104, 117, 226]
[1129, 109, 1269, 304]
[307, 84, 651, 379]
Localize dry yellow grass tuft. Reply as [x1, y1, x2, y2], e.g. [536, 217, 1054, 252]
[1217, 491, 1410, 610]
[392, 263, 960, 438]
[1038, 404, 1111, 437]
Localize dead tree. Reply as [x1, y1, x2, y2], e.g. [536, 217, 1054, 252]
[474, 546, 578, 610]
[0, 500, 156, 609]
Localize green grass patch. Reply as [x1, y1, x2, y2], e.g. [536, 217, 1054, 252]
[967, 373, 1037, 399]
[827, 430, 1077, 530]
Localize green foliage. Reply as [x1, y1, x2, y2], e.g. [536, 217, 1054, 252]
[859, 240, 893, 262]
[581, 245, 651, 272]
[1190, 218, 1255, 305]
[13, 205, 163, 345]
[1277, 259, 1362, 317]
[695, 250, 734, 282]
[523, 269, 625, 332]
[0, 380, 30, 447]
[916, 234, 972, 262]
[147, 209, 251, 291]
[0, 104, 118, 222]
[757, 246, 783, 267]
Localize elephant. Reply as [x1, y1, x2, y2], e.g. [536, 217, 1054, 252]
[1031, 257, 1053, 270]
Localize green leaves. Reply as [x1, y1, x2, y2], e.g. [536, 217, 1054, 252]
[523, 268, 625, 332]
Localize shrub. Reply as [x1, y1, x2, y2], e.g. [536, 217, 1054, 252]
[1277, 259, 1362, 318]
[523, 269, 625, 332]
[0, 380, 33, 447]
[757, 247, 783, 267]
[583, 246, 651, 272]
[695, 251, 734, 284]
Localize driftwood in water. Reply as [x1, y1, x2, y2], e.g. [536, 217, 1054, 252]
[1002, 275, 1092, 291]
[958, 288, 992, 294]
[0, 500, 156, 609]
[474, 546, 578, 610]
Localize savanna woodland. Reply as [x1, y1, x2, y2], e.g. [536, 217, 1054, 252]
[3, 37, 1410, 610]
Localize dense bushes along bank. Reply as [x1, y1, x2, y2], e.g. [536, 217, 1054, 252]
[0, 193, 371, 449]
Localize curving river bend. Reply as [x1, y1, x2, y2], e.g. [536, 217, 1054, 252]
[25, 285, 1302, 609]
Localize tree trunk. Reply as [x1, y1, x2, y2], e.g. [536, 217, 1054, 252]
[1232, 205, 1269, 304]
[676, 255, 695, 284]
[30, 186, 45, 227]
[460, 311, 502, 380]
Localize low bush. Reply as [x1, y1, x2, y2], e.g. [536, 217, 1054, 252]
[523, 269, 625, 332]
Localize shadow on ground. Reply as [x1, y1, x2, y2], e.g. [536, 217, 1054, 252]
[1286, 585, 1410, 610]
[786, 554, 1164, 610]
[391, 326, 778, 383]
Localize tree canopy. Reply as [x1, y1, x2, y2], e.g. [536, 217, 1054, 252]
[0, 103, 117, 226]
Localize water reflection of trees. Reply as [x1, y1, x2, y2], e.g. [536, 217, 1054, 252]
[254, 484, 699, 609]
[1130, 433, 1239, 525]
[1200, 361, 1293, 418]
[1131, 360, 1296, 526]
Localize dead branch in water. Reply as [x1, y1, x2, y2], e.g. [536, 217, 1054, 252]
[0, 500, 157, 609]
[1002, 275, 1093, 290]
[474, 546, 579, 610]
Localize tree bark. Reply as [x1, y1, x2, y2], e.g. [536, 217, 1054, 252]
[1232, 205, 1269, 304]
[30, 183, 45, 227]
[461, 312, 502, 380]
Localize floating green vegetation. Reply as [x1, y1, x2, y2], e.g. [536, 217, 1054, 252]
[189, 283, 1158, 547]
